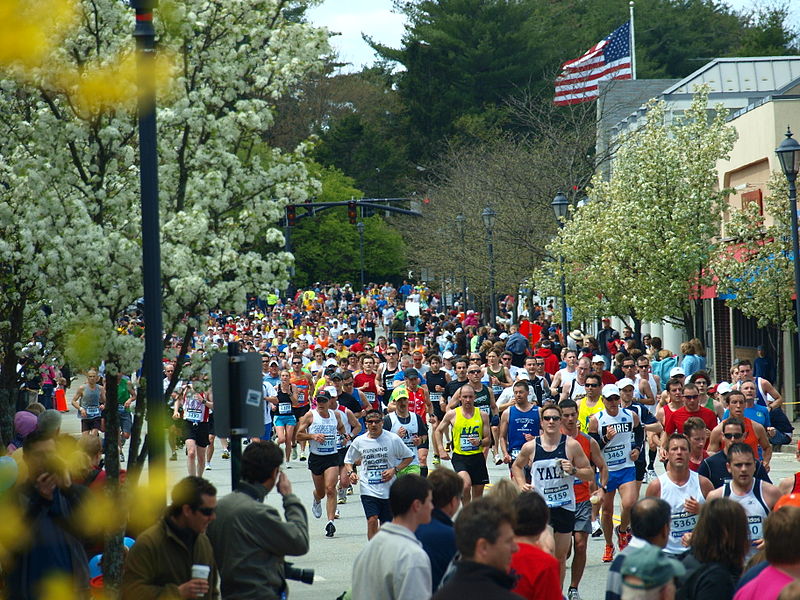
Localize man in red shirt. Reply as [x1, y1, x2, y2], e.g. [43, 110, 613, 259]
[534, 340, 559, 376]
[661, 383, 717, 449]
[354, 354, 379, 410]
[590, 355, 616, 385]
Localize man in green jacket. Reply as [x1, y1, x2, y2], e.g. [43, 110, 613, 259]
[122, 476, 219, 599]
[207, 440, 309, 600]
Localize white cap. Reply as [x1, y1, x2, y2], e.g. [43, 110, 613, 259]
[591, 354, 605, 363]
[324, 385, 338, 397]
[324, 358, 338, 367]
[442, 350, 454, 359]
[716, 381, 733, 394]
[516, 371, 531, 381]
[455, 327, 463, 333]
[616, 377, 635, 390]
[669, 367, 686, 377]
[602, 384, 621, 398]
[499, 332, 508, 340]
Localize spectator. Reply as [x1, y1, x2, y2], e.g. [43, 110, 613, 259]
[734, 501, 800, 600]
[606, 497, 672, 600]
[504, 324, 530, 368]
[679, 498, 750, 600]
[597, 319, 620, 369]
[415, 468, 462, 589]
[510, 491, 561, 600]
[434, 497, 520, 600]
[6, 410, 38, 454]
[122, 476, 219, 600]
[351, 474, 433, 600]
[207, 441, 309, 600]
[620, 544, 684, 600]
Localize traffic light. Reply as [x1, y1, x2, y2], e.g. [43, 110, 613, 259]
[348, 200, 357, 225]
[286, 204, 296, 227]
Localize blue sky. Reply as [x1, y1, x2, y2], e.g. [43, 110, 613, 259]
[307, 0, 799, 72]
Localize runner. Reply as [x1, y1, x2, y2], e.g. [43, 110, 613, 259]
[560, 398, 608, 600]
[550, 349, 578, 398]
[388, 368, 434, 477]
[499, 380, 540, 473]
[71, 368, 105, 437]
[708, 391, 771, 468]
[270, 369, 298, 465]
[173, 380, 214, 477]
[436, 384, 491, 505]
[290, 356, 314, 461]
[425, 355, 450, 463]
[618, 377, 663, 497]
[383, 393, 427, 475]
[706, 442, 781, 558]
[645, 433, 713, 557]
[697, 416, 772, 489]
[354, 353, 380, 410]
[344, 409, 414, 539]
[295, 389, 346, 538]
[330, 387, 362, 510]
[576, 372, 605, 433]
[449, 361, 500, 463]
[511, 404, 593, 586]
[588, 384, 642, 562]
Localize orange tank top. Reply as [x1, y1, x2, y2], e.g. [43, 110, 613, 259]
[572, 431, 593, 503]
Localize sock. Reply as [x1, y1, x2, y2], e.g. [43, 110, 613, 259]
[420, 466, 428, 478]
[648, 449, 657, 469]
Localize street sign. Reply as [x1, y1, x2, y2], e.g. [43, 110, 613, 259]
[211, 351, 264, 438]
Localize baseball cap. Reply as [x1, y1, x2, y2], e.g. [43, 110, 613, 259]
[325, 347, 337, 355]
[602, 384, 620, 398]
[669, 367, 685, 377]
[315, 390, 333, 402]
[621, 544, 685, 590]
[330, 370, 345, 381]
[617, 378, 635, 390]
[268, 360, 279, 367]
[403, 368, 420, 379]
[442, 350, 454, 359]
[499, 332, 508, 340]
[324, 385, 338, 397]
[591, 355, 605, 364]
[715, 381, 732, 394]
[516, 371, 530, 381]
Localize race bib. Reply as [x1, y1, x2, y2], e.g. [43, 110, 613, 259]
[364, 392, 376, 406]
[278, 402, 292, 414]
[604, 443, 627, 467]
[492, 385, 503, 397]
[542, 483, 571, 507]
[478, 405, 490, 414]
[297, 391, 307, 406]
[747, 515, 763, 544]
[430, 392, 442, 404]
[85, 405, 100, 418]
[317, 433, 336, 453]
[460, 433, 478, 452]
[185, 408, 203, 423]
[670, 511, 697, 541]
[510, 448, 520, 460]
[366, 469, 385, 484]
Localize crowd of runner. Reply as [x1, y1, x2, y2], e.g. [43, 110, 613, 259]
[3, 280, 800, 600]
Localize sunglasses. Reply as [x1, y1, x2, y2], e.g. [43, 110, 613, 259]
[584, 383, 599, 388]
[468, 370, 481, 375]
[723, 432, 744, 440]
[196, 507, 216, 516]
[683, 395, 699, 400]
[386, 352, 397, 356]
[292, 361, 302, 365]
[365, 419, 382, 424]
[542, 415, 561, 422]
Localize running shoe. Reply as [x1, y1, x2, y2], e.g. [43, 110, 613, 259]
[169, 451, 177, 461]
[568, 588, 582, 600]
[618, 527, 632, 551]
[591, 519, 603, 538]
[432, 455, 441, 466]
[221, 450, 230, 460]
[337, 488, 346, 505]
[312, 497, 322, 519]
[291, 446, 298, 460]
[206, 461, 212, 470]
[346, 485, 354, 496]
[300, 450, 307, 462]
[602, 544, 615, 563]
[325, 520, 336, 538]
[334, 509, 340, 519]
[645, 468, 657, 482]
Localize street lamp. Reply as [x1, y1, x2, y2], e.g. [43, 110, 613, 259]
[481, 207, 497, 329]
[551, 192, 569, 333]
[356, 221, 366, 289]
[455, 214, 467, 311]
[776, 127, 800, 376]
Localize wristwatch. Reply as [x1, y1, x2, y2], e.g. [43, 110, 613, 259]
[600, 485, 608, 492]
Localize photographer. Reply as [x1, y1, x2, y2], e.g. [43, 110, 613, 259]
[208, 440, 309, 600]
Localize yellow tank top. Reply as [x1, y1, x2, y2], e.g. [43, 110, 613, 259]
[578, 397, 606, 433]
[453, 406, 483, 455]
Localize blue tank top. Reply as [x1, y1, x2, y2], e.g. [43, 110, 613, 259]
[507, 405, 540, 458]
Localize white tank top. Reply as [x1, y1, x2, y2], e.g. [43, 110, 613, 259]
[658, 470, 705, 555]
[531, 435, 576, 511]
[336, 405, 352, 450]
[724, 480, 770, 554]
[309, 409, 339, 455]
[568, 379, 586, 400]
[559, 368, 577, 386]
[634, 374, 658, 414]
[596, 408, 635, 471]
[387, 412, 420, 465]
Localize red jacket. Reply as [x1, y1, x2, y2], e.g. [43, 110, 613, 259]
[535, 348, 560, 376]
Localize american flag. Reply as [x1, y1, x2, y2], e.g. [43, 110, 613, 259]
[554, 22, 632, 106]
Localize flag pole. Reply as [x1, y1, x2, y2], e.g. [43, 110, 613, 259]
[629, 1, 637, 80]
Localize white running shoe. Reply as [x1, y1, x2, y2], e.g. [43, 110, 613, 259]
[312, 497, 322, 519]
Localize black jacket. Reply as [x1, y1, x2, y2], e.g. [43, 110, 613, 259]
[433, 560, 521, 600]
[677, 551, 740, 600]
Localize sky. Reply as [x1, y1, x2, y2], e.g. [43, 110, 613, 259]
[307, 0, 799, 72]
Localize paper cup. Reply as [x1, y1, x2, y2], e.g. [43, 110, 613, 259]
[191, 564, 210, 580]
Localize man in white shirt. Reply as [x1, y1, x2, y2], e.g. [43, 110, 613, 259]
[351, 474, 434, 600]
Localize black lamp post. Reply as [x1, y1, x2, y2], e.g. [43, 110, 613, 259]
[482, 207, 497, 328]
[551, 192, 569, 333]
[455, 214, 467, 311]
[357, 221, 365, 289]
[776, 127, 800, 377]
[131, 0, 164, 482]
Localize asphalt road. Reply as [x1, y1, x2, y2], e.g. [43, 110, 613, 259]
[59, 396, 799, 600]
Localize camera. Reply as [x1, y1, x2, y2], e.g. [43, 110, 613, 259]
[284, 562, 314, 585]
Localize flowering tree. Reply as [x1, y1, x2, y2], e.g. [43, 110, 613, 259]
[541, 89, 737, 337]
